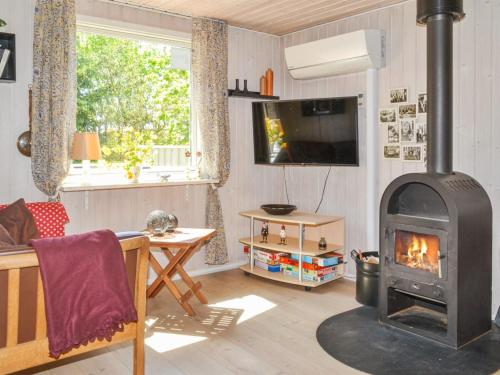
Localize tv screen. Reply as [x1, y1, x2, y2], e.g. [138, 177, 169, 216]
[252, 96, 359, 166]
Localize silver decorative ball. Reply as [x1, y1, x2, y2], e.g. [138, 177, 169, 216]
[146, 210, 178, 235]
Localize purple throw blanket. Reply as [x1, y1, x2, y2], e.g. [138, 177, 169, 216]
[31, 230, 138, 358]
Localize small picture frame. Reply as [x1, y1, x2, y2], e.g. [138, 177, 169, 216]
[418, 93, 427, 114]
[379, 108, 397, 123]
[399, 104, 417, 118]
[390, 88, 408, 104]
[402, 145, 423, 162]
[415, 121, 427, 144]
[400, 118, 416, 143]
[384, 145, 401, 159]
[387, 123, 400, 143]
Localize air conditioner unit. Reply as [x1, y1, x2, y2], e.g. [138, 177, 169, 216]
[284, 29, 385, 80]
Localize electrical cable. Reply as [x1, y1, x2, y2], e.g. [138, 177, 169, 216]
[283, 165, 290, 204]
[314, 166, 332, 213]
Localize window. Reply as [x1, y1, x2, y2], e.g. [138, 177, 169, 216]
[74, 23, 194, 180]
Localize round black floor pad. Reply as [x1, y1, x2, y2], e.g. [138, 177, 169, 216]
[316, 306, 500, 375]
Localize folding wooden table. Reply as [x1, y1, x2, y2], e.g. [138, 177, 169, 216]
[146, 228, 216, 316]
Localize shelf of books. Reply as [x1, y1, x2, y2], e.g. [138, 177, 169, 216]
[239, 209, 345, 290]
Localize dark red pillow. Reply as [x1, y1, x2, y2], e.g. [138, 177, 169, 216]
[0, 199, 40, 244]
[0, 224, 16, 248]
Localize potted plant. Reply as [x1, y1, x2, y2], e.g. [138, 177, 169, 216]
[102, 127, 155, 182]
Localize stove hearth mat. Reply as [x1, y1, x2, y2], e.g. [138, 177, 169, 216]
[316, 306, 500, 375]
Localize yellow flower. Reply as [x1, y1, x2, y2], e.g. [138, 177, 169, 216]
[126, 170, 134, 180]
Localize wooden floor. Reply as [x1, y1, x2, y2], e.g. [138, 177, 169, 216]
[15, 269, 364, 375]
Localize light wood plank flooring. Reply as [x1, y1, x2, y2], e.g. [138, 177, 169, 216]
[14, 269, 363, 375]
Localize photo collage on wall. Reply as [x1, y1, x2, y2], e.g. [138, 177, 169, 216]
[380, 88, 427, 162]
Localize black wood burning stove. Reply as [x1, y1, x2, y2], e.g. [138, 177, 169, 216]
[379, 0, 492, 349]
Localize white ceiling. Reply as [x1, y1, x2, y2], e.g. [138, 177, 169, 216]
[104, 0, 408, 35]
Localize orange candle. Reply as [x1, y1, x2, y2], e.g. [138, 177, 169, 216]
[260, 76, 267, 96]
[265, 68, 274, 96]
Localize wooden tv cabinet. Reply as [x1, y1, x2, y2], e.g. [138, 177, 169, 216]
[239, 210, 345, 290]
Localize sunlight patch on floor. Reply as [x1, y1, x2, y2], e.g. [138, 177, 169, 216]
[145, 317, 159, 327]
[209, 294, 276, 324]
[145, 332, 207, 353]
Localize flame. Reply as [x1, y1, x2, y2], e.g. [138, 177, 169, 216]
[408, 235, 428, 265]
[395, 231, 439, 273]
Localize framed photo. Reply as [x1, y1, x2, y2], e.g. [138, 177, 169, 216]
[390, 88, 408, 104]
[387, 123, 400, 143]
[402, 145, 423, 162]
[399, 104, 417, 118]
[400, 118, 416, 143]
[384, 145, 401, 159]
[379, 108, 397, 123]
[415, 122, 427, 143]
[418, 93, 427, 114]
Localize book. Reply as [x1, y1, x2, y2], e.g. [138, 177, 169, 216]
[253, 248, 285, 262]
[290, 251, 343, 267]
[0, 48, 11, 78]
[254, 259, 281, 272]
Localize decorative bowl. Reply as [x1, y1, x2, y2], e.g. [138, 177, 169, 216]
[146, 210, 179, 235]
[260, 204, 297, 216]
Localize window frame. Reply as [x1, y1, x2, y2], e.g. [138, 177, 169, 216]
[70, 15, 196, 180]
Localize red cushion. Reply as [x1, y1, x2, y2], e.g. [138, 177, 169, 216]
[0, 202, 69, 238]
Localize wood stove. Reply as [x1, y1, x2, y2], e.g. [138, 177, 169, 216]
[379, 0, 492, 349]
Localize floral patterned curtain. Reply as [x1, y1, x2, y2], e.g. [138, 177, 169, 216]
[32, 0, 76, 199]
[192, 18, 231, 265]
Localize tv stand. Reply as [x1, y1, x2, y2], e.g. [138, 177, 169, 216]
[239, 209, 345, 290]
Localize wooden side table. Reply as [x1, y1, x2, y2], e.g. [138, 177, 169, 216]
[146, 228, 216, 316]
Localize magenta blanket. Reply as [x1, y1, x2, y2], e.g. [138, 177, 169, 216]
[30, 230, 138, 358]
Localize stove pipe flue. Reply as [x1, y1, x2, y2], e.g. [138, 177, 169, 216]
[417, 0, 464, 174]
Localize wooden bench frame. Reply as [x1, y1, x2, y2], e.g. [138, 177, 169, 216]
[0, 236, 150, 375]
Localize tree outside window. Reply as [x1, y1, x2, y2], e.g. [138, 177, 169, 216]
[76, 32, 191, 172]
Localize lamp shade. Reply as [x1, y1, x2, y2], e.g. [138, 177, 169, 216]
[71, 132, 102, 161]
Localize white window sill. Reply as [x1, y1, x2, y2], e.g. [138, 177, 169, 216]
[61, 175, 218, 192]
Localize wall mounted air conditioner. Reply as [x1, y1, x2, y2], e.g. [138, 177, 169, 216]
[284, 29, 385, 80]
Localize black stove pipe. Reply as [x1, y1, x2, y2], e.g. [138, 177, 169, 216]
[417, 0, 464, 174]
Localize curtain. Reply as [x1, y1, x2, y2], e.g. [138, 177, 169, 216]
[32, 0, 77, 199]
[192, 18, 231, 265]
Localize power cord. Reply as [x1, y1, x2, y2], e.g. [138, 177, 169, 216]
[314, 166, 332, 213]
[283, 165, 290, 204]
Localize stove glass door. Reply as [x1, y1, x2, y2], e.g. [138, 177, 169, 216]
[394, 230, 440, 274]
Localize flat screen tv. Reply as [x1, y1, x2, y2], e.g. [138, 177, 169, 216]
[252, 96, 359, 166]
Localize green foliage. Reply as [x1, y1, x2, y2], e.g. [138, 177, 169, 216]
[76, 32, 190, 164]
[101, 127, 156, 173]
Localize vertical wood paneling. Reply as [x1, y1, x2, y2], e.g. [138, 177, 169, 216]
[0, 0, 45, 204]
[492, 0, 500, 312]
[457, 0, 476, 175]
[278, 0, 500, 312]
[473, 0, 493, 190]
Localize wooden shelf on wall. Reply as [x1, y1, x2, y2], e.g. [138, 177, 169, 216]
[0, 32, 16, 83]
[227, 89, 279, 100]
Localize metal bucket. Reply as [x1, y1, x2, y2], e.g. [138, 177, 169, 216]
[351, 250, 380, 307]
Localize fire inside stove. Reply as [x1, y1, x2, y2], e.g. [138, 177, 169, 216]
[395, 230, 440, 274]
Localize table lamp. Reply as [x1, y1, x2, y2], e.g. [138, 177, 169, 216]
[71, 132, 101, 184]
